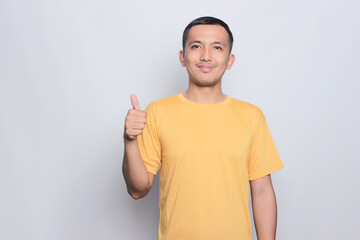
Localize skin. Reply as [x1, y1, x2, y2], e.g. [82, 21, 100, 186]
[123, 24, 278, 239]
[179, 24, 235, 104]
[123, 95, 152, 199]
[250, 174, 278, 240]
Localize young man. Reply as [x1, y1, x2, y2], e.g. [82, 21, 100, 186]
[123, 16, 284, 240]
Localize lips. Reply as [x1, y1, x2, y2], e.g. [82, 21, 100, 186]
[197, 64, 214, 73]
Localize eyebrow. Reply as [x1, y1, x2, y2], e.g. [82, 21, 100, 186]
[189, 40, 226, 46]
[189, 40, 201, 45]
[213, 41, 226, 46]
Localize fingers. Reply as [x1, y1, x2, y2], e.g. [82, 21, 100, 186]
[125, 94, 147, 141]
[125, 109, 146, 119]
[124, 113, 146, 140]
[126, 110, 147, 124]
[130, 94, 140, 110]
[127, 121, 145, 130]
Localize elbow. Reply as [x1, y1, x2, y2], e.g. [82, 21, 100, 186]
[125, 174, 152, 200]
[128, 188, 149, 200]
[130, 192, 145, 200]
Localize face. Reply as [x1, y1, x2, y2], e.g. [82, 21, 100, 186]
[179, 24, 235, 87]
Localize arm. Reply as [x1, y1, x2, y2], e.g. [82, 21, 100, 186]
[122, 94, 155, 200]
[122, 137, 155, 199]
[250, 174, 277, 240]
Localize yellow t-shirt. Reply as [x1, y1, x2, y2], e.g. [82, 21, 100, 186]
[137, 92, 284, 240]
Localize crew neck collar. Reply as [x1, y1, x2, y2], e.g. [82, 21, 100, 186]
[177, 91, 232, 106]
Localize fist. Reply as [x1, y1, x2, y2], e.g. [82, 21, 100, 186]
[124, 94, 147, 141]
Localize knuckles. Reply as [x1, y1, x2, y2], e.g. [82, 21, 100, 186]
[127, 109, 146, 116]
[125, 112, 146, 129]
[125, 115, 146, 123]
[125, 109, 147, 137]
[126, 109, 147, 122]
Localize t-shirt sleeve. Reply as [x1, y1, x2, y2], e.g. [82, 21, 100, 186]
[137, 105, 162, 175]
[248, 109, 284, 181]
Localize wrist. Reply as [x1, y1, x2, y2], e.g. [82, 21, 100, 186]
[123, 132, 137, 143]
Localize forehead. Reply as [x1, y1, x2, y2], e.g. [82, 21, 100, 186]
[186, 24, 229, 44]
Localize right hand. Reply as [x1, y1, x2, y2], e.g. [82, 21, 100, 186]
[124, 94, 147, 141]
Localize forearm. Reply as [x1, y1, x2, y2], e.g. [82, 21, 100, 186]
[122, 137, 150, 198]
[251, 186, 277, 240]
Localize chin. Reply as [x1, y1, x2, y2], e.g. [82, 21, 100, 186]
[192, 79, 219, 87]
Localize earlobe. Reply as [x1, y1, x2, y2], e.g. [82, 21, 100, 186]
[227, 54, 235, 70]
[179, 50, 186, 67]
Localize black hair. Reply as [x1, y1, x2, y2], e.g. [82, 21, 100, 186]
[182, 16, 234, 53]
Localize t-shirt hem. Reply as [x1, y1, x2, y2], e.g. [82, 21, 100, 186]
[248, 164, 284, 181]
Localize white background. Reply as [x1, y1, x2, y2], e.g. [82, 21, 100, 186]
[1, 0, 359, 239]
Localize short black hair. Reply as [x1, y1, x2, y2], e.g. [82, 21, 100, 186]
[182, 16, 234, 53]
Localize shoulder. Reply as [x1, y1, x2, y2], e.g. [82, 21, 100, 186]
[144, 94, 181, 122]
[144, 94, 180, 127]
[229, 97, 265, 119]
[146, 94, 179, 111]
[228, 96, 268, 132]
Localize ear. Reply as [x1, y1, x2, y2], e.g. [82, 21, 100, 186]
[226, 54, 235, 70]
[179, 50, 186, 67]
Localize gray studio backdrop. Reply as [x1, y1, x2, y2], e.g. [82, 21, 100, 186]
[1, 1, 359, 239]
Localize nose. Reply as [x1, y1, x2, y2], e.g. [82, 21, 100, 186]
[200, 46, 212, 61]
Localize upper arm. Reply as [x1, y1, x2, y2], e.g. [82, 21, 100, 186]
[249, 174, 273, 195]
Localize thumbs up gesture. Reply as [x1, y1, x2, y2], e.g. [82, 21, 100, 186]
[124, 94, 147, 141]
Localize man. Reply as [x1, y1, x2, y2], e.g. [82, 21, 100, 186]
[123, 16, 284, 240]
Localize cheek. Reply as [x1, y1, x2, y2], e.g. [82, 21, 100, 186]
[185, 54, 197, 63]
[220, 57, 230, 68]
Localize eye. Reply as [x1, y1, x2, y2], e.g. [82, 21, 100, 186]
[191, 44, 201, 49]
[214, 45, 222, 50]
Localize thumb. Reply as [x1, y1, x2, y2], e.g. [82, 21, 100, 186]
[130, 94, 140, 110]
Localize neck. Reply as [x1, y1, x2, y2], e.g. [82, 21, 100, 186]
[183, 83, 226, 104]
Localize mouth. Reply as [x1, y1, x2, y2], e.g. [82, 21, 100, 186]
[197, 64, 214, 73]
